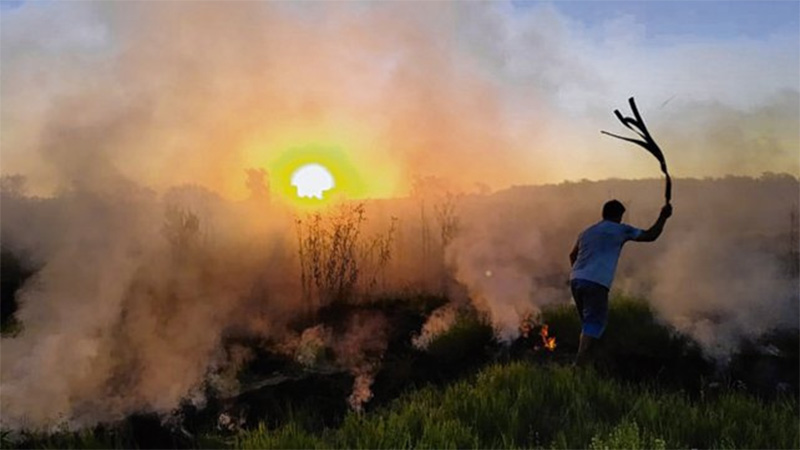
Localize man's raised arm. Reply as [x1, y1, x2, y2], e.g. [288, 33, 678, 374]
[634, 204, 673, 242]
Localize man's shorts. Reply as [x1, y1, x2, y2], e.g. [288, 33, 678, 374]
[570, 278, 610, 338]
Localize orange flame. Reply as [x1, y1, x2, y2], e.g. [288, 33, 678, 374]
[539, 324, 557, 351]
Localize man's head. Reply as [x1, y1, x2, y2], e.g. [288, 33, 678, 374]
[602, 200, 626, 223]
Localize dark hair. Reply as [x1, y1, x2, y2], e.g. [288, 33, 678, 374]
[602, 200, 626, 220]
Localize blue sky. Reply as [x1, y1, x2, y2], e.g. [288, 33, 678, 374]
[514, 1, 799, 41]
[4, 0, 798, 39]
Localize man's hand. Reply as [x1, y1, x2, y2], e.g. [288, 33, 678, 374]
[660, 204, 673, 220]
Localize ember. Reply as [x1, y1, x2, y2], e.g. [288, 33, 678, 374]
[539, 325, 557, 352]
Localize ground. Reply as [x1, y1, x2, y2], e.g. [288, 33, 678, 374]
[3, 296, 798, 449]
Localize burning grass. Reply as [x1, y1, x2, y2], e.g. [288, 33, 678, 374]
[5, 295, 797, 449]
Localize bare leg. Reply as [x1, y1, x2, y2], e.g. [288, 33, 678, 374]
[573, 333, 595, 367]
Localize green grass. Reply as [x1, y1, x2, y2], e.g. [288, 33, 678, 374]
[588, 420, 666, 450]
[236, 362, 799, 449]
[541, 295, 712, 388]
[542, 294, 696, 355]
[425, 308, 495, 364]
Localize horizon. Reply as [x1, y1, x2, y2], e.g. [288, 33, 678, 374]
[3, 171, 797, 204]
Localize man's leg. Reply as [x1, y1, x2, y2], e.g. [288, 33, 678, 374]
[571, 280, 608, 367]
[574, 332, 595, 366]
[570, 280, 588, 366]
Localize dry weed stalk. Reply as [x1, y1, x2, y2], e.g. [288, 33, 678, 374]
[295, 203, 366, 307]
[360, 216, 398, 296]
[433, 192, 460, 294]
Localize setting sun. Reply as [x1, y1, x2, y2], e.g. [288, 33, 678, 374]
[291, 163, 335, 199]
[263, 144, 369, 208]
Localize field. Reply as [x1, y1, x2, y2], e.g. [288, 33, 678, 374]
[2, 176, 798, 448]
[3, 296, 798, 449]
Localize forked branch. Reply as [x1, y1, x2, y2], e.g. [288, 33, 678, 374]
[601, 97, 672, 203]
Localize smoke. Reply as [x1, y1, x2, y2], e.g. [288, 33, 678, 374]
[0, 0, 797, 430]
[444, 175, 799, 358]
[0, 97, 305, 428]
[445, 206, 551, 342]
[283, 312, 389, 412]
[646, 227, 796, 358]
[334, 312, 388, 413]
[618, 176, 800, 358]
[0, 179, 304, 428]
[412, 303, 459, 350]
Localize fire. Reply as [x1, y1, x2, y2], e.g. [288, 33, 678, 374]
[539, 324, 557, 351]
[519, 313, 557, 352]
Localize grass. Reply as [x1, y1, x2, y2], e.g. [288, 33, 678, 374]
[5, 296, 798, 449]
[425, 308, 495, 366]
[541, 295, 713, 389]
[588, 420, 666, 450]
[236, 362, 799, 449]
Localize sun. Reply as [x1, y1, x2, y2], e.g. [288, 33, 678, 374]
[267, 144, 365, 208]
[291, 163, 335, 199]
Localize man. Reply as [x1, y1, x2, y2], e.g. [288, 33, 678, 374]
[569, 200, 672, 365]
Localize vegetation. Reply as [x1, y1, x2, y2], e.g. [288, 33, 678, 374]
[295, 203, 402, 308]
[0, 247, 34, 335]
[4, 296, 797, 449]
[235, 362, 798, 449]
[2, 186, 797, 448]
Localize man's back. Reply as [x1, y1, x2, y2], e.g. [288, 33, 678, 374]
[570, 220, 642, 289]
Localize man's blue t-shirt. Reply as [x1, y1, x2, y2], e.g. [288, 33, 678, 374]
[570, 220, 643, 289]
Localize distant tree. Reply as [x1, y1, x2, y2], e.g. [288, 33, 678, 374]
[0, 174, 27, 197]
[162, 206, 201, 259]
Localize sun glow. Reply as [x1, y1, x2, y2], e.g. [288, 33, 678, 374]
[264, 144, 367, 208]
[239, 124, 403, 206]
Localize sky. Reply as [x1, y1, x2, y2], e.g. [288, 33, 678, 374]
[1, 0, 798, 199]
[541, 1, 799, 41]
